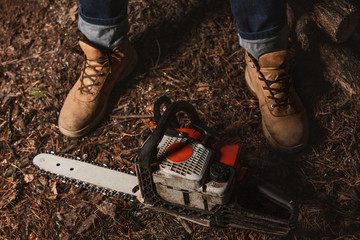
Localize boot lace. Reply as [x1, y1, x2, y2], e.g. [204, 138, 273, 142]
[78, 58, 109, 95]
[258, 72, 291, 108]
[78, 48, 125, 95]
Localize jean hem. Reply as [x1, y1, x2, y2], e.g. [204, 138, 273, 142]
[78, 16, 129, 49]
[238, 25, 289, 60]
[237, 24, 286, 40]
[79, 6, 126, 26]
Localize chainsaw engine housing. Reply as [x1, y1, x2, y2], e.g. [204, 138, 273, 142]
[152, 128, 240, 210]
[136, 98, 299, 236]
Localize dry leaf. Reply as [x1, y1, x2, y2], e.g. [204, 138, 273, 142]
[28, 232, 38, 240]
[24, 174, 34, 183]
[145, 104, 154, 113]
[51, 181, 58, 195]
[96, 201, 116, 218]
[77, 214, 97, 234]
[68, 5, 78, 21]
[142, 119, 157, 130]
[46, 181, 58, 200]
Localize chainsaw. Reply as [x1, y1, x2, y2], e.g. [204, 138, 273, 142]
[32, 96, 298, 237]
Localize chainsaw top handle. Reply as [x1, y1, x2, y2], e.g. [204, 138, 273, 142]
[139, 97, 220, 167]
[154, 96, 220, 142]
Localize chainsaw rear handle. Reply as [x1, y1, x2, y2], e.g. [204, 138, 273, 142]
[244, 175, 299, 227]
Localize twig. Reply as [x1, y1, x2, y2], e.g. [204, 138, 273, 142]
[177, 217, 193, 235]
[0, 50, 56, 66]
[110, 114, 153, 119]
[154, 39, 161, 67]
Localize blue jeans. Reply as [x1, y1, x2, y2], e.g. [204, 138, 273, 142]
[78, 0, 288, 59]
[78, 0, 129, 48]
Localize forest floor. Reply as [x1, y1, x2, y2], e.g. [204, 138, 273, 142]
[1, 0, 360, 239]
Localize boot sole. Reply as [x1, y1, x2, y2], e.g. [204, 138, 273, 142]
[59, 104, 107, 138]
[245, 67, 308, 154]
[58, 48, 138, 138]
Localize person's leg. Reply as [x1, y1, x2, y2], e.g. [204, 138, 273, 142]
[230, 0, 309, 153]
[58, 0, 137, 137]
[230, 0, 288, 60]
[78, 0, 129, 48]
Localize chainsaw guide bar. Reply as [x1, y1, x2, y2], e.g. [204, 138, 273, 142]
[32, 152, 138, 202]
[32, 96, 298, 237]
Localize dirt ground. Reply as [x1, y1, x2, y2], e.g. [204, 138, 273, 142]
[1, 0, 360, 239]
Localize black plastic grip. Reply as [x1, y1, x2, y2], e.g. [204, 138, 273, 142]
[153, 96, 174, 125]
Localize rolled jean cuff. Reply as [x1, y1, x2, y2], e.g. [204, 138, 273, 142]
[78, 16, 129, 49]
[239, 26, 289, 60]
[78, 5, 126, 26]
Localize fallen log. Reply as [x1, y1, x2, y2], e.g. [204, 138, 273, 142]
[319, 41, 360, 96]
[287, 0, 360, 95]
[288, 0, 360, 43]
[313, 0, 360, 43]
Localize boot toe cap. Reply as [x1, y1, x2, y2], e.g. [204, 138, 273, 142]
[263, 113, 309, 153]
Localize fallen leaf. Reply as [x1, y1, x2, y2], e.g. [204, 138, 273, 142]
[77, 214, 97, 234]
[27, 87, 46, 99]
[96, 201, 116, 218]
[51, 181, 58, 195]
[145, 104, 154, 113]
[28, 232, 38, 240]
[24, 174, 34, 183]
[142, 119, 156, 130]
[68, 5, 78, 21]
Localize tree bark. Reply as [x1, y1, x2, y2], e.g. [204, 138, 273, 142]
[319, 42, 360, 96]
[287, 0, 360, 95]
[288, 0, 360, 43]
[313, 0, 360, 43]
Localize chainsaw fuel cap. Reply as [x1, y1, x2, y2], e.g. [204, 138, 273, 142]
[210, 161, 230, 182]
[165, 142, 193, 163]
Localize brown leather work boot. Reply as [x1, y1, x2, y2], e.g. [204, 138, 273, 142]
[58, 37, 137, 137]
[245, 50, 308, 153]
